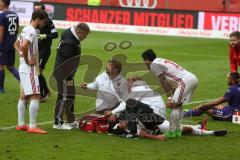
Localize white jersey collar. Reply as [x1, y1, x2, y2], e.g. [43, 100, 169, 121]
[70, 26, 79, 41]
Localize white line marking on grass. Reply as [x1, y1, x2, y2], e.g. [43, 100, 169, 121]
[0, 121, 53, 131]
[185, 99, 215, 105]
[0, 99, 214, 131]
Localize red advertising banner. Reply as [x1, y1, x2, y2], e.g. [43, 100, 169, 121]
[66, 7, 196, 28]
[57, 5, 199, 29]
[201, 12, 240, 32]
[42, 0, 240, 12]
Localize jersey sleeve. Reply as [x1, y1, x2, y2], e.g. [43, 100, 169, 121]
[150, 63, 164, 78]
[50, 19, 57, 33]
[87, 78, 98, 90]
[46, 19, 58, 40]
[111, 101, 126, 115]
[224, 87, 233, 100]
[120, 79, 129, 101]
[25, 29, 35, 43]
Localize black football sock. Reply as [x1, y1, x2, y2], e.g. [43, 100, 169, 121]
[39, 74, 44, 97]
[41, 74, 49, 94]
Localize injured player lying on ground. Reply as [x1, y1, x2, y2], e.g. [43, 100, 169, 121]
[105, 77, 227, 139]
[111, 116, 227, 140]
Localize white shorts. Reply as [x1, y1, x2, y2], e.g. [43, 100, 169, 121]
[20, 72, 40, 96]
[158, 120, 170, 133]
[172, 73, 198, 104]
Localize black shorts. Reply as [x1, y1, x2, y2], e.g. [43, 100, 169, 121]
[39, 47, 51, 69]
[0, 49, 15, 66]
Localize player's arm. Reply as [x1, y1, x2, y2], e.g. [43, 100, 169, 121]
[139, 130, 166, 141]
[198, 97, 227, 108]
[21, 39, 35, 65]
[39, 20, 58, 40]
[47, 21, 58, 39]
[159, 75, 172, 97]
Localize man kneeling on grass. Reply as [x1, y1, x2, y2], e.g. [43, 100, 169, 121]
[184, 72, 240, 121]
[81, 59, 128, 114]
[106, 77, 227, 140]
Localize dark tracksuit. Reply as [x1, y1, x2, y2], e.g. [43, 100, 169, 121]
[38, 17, 58, 69]
[53, 27, 81, 125]
[38, 17, 58, 97]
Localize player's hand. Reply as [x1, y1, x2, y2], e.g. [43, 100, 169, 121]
[80, 83, 88, 89]
[104, 110, 112, 117]
[37, 34, 47, 40]
[29, 58, 36, 65]
[108, 114, 117, 122]
[166, 97, 172, 108]
[156, 134, 166, 141]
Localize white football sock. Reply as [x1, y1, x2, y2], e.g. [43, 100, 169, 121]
[17, 100, 26, 126]
[29, 99, 39, 128]
[191, 128, 214, 136]
[176, 109, 183, 130]
[170, 109, 178, 131]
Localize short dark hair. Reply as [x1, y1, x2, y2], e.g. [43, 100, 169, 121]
[230, 31, 240, 39]
[34, 2, 45, 10]
[31, 10, 48, 21]
[229, 72, 240, 82]
[141, 49, 157, 62]
[76, 23, 90, 33]
[1, 0, 10, 7]
[109, 59, 122, 74]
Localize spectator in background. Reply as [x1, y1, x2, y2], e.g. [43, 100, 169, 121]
[229, 31, 240, 73]
[34, 2, 58, 102]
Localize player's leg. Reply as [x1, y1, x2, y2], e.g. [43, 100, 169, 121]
[39, 48, 51, 102]
[188, 126, 227, 136]
[167, 85, 183, 138]
[65, 80, 78, 127]
[53, 79, 72, 130]
[210, 105, 233, 121]
[16, 76, 28, 131]
[6, 50, 20, 81]
[172, 74, 198, 137]
[0, 64, 5, 92]
[22, 73, 47, 134]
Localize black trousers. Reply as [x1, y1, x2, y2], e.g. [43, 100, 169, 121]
[54, 78, 75, 125]
[126, 99, 165, 134]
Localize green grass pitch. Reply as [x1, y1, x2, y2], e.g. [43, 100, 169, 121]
[0, 30, 240, 160]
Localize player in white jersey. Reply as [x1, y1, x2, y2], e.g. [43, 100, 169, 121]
[14, 10, 48, 134]
[141, 49, 198, 138]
